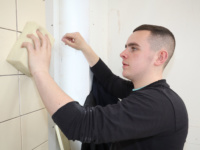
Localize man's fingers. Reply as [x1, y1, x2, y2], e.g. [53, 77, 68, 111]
[62, 33, 76, 43]
[62, 38, 76, 48]
[61, 32, 83, 50]
[27, 34, 41, 50]
[21, 42, 34, 52]
[62, 33, 75, 39]
[36, 30, 47, 48]
[62, 37, 74, 44]
[45, 34, 52, 54]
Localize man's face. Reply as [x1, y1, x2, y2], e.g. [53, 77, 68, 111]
[120, 30, 156, 81]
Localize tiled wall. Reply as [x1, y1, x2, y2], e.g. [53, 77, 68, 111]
[0, 0, 48, 150]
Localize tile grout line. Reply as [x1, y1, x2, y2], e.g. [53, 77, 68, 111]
[32, 140, 48, 150]
[16, 0, 23, 143]
[0, 116, 21, 124]
[18, 74, 21, 115]
[14, 1, 23, 147]
[18, 74, 23, 150]
[16, 1, 22, 145]
[0, 27, 21, 33]
[0, 108, 45, 124]
[21, 108, 46, 117]
[0, 74, 25, 77]
[15, 0, 18, 32]
[20, 116, 23, 150]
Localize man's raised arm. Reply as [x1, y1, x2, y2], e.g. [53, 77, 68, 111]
[62, 32, 99, 67]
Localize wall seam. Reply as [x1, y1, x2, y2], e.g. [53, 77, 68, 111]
[0, 116, 20, 124]
[32, 140, 48, 150]
[21, 108, 46, 117]
[15, 0, 23, 149]
[0, 74, 24, 77]
[18, 75, 23, 150]
[15, 0, 18, 32]
[0, 27, 21, 33]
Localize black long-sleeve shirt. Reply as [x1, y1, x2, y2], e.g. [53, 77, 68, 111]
[52, 59, 188, 150]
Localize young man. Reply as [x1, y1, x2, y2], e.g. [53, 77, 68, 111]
[22, 24, 188, 150]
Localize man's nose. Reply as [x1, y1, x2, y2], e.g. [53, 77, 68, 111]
[120, 49, 128, 59]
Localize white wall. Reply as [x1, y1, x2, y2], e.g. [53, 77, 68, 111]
[92, 0, 200, 149]
[47, 0, 200, 149]
[89, 0, 109, 64]
[48, 0, 91, 150]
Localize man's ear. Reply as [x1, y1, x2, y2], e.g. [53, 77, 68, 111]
[154, 50, 168, 66]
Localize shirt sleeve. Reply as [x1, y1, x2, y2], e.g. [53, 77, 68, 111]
[52, 90, 175, 144]
[90, 58, 133, 99]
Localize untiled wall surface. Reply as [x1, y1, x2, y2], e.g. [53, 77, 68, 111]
[106, 0, 200, 150]
[90, 0, 200, 150]
[0, 0, 48, 150]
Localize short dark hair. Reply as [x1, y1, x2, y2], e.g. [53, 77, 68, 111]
[133, 24, 176, 68]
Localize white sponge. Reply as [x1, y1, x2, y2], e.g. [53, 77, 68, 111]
[7, 22, 54, 76]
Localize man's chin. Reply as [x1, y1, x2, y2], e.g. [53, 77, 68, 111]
[122, 72, 134, 81]
[122, 72, 129, 79]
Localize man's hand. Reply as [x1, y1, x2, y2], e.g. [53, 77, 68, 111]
[62, 32, 89, 52]
[21, 30, 51, 76]
[22, 30, 72, 116]
[62, 32, 99, 67]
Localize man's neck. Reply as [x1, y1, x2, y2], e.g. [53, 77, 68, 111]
[132, 74, 163, 89]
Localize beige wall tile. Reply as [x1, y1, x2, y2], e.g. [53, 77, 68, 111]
[0, 117, 21, 150]
[0, 0, 16, 30]
[33, 141, 48, 150]
[20, 75, 45, 115]
[0, 29, 18, 75]
[17, 0, 46, 31]
[0, 76, 20, 122]
[21, 109, 48, 150]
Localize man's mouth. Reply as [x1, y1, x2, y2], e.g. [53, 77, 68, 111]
[122, 62, 129, 68]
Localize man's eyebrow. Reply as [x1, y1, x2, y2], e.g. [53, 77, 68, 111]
[125, 42, 140, 48]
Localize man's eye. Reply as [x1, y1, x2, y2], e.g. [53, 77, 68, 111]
[131, 47, 137, 50]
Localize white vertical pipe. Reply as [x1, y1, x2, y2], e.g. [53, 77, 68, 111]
[59, 0, 90, 104]
[46, 0, 61, 150]
[59, 0, 91, 149]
